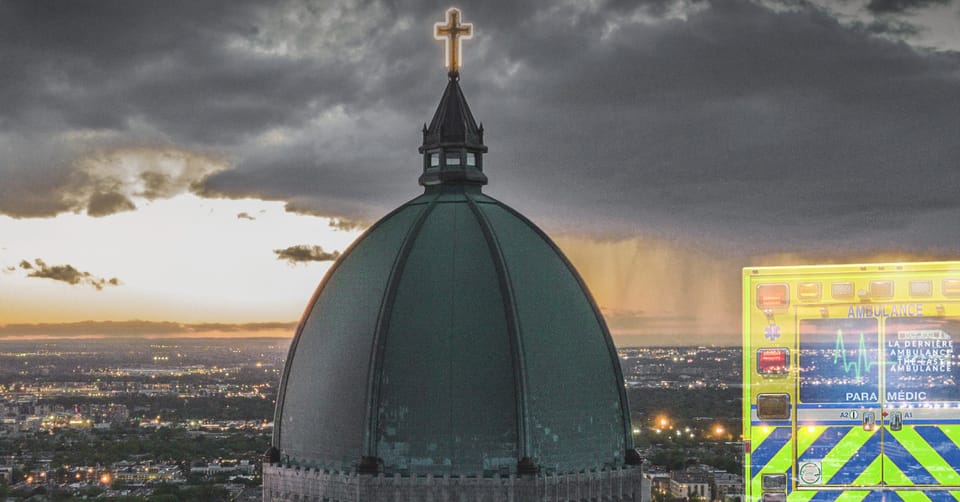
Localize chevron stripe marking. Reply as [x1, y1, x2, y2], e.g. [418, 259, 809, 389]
[826, 429, 882, 485]
[799, 426, 854, 463]
[922, 491, 959, 502]
[913, 426, 960, 484]
[861, 491, 904, 502]
[895, 491, 932, 502]
[881, 454, 914, 487]
[752, 427, 792, 479]
[854, 455, 885, 486]
[884, 433, 936, 485]
[809, 490, 842, 502]
[834, 491, 870, 502]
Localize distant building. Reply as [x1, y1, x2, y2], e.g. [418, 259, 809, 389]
[112, 461, 183, 485]
[645, 469, 671, 500]
[670, 471, 712, 500]
[191, 460, 255, 476]
[708, 472, 741, 501]
[665, 465, 742, 502]
[0, 465, 13, 483]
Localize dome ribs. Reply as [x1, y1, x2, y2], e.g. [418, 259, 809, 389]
[360, 194, 442, 473]
[464, 191, 534, 474]
[271, 201, 418, 453]
[492, 203, 638, 461]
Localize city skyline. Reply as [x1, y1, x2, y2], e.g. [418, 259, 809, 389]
[1, 1, 959, 346]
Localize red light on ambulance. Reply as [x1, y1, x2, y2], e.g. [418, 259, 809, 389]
[757, 284, 789, 309]
[757, 348, 789, 375]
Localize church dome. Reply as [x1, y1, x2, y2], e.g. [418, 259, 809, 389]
[269, 10, 636, 482]
[272, 184, 636, 476]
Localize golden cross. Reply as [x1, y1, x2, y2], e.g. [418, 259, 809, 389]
[434, 7, 473, 76]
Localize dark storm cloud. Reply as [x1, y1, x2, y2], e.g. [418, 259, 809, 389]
[86, 191, 136, 217]
[1, 0, 958, 255]
[20, 259, 120, 290]
[866, 0, 950, 13]
[328, 218, 366, 231]
[273, 245, 341, 264]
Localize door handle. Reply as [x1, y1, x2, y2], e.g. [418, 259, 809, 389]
[863, 412, 876, 431]
[889, 411, 902, 431]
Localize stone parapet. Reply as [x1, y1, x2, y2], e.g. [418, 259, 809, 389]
[263, 463, 643, 501]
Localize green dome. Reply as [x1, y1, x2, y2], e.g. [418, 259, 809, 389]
[272, 185, 635, 476]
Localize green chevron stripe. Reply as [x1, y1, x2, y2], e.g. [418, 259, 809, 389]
[796, 426, 827, 458]
[753, 425, 777, 446]
[881, 453, 913, 486]
[940, 426, 960, 450]
[821, 428, 876, 484]
[788, 491, 815, 502]
[895, 491, 932, 502]
[894, 427, 960, 485]
[764, 438, 794, 474]
[835, 491, 869, 502]
[750, 424, 773, 495]
[751, 428, 794, 496]
[853, 454, 884, 486]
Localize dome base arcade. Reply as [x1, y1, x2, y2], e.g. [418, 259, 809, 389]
[263, 462, 642, 502]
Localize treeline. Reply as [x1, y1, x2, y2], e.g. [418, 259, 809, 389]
[627, 387, 740, 422]
[40, 395, 275, 422]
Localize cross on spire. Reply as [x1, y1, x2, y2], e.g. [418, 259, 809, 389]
[434, 7, 473, 78]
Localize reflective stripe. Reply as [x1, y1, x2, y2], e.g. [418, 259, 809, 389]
[884, 433, 936, 485]
[809, 491, 842, 502]
[834, 491, 868, 502]
[897, 491, 931, 502]
[913, 427, 960, 484]
[800, 427, 855, 464]
[827, 430, 881, 485]
[796, 427, 880, 486]
[923, 491, 960, 502]
[797, 426, 828, 458]
[852, 455, 884, 486]
[861, 491, 903, 502]
[882, 453, 914, 487]
[752, 427, 792, 479]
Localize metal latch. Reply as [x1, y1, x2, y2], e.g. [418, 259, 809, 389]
[889, 411, 902, 431]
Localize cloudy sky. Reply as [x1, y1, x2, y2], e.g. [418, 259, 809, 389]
[1, 0, 958, 345]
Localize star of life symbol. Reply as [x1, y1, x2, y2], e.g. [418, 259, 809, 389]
[764, 324, 781, 342]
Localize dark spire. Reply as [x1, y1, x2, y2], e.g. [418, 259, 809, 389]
[420, 76, 487, 153]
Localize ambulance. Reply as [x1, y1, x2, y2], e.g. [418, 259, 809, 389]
[744, 262, 960, 502]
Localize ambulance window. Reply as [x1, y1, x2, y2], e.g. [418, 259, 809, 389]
[798, 318, 880, 404]
[884, 317, 960, 403]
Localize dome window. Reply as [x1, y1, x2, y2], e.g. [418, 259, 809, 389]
[466, 153, 476, 167]
[430, 153, 440, 168]
[445, 153, 461, 167]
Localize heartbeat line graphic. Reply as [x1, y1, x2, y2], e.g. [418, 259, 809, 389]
[832, 329, 879, 380]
